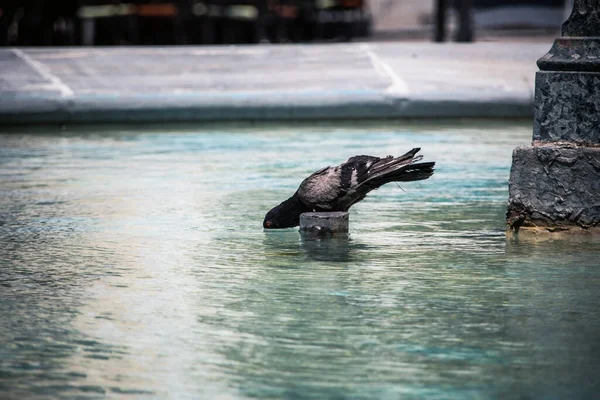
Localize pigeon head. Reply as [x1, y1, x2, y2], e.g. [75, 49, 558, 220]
[263, 195, 305, 229]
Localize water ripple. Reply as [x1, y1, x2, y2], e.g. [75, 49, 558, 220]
[1, 123, 599, 399]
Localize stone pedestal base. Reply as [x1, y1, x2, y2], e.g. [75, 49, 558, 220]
[507, 145, 600, 234]
[534, 71, 600, 145]
[506, 0, 600, 236]
[299, 212, 349, 238]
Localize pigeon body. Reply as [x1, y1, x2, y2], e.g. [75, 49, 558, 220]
[263, 148, 435, 229]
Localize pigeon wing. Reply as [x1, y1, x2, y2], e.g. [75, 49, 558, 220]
[297, 166, 344, 210]
[339, 155, 381, 190]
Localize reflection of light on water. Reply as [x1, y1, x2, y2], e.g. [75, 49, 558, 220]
[1, 123, 599, 399]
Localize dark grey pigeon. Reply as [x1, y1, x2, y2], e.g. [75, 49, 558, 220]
[263, 148, 435, 229]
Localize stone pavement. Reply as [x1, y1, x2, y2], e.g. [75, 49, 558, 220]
[0, 42, 550, 125]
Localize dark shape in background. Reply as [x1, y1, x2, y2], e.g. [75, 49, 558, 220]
[0, 0, 371, 46]
[0, 0, 567, 46]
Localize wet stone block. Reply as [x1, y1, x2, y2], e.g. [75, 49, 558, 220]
[299, 212, 349, 238]
[533, 71, 600, 145]
[507, 145, 600, 233]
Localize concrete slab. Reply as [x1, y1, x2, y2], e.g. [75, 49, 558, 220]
[0, 42, 549, 124]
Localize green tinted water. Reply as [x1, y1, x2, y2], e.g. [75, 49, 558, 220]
[1, 123, 599, 399]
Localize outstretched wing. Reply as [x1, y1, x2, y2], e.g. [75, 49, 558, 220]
[335, 149, 431, 209]
[339, 155, 381, 191]
[296, 166, 343, 210]
[295, 148, 432, 212]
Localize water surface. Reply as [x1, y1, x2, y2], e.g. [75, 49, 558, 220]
[1, 123, 599, 399]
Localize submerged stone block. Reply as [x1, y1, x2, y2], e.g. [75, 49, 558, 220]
[533, 71, 600, 145]
[507, 145, 600, 233]
[299, 212, 349, 238]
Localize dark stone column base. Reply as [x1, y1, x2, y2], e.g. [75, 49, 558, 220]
[537, 38, 600, 72]
[506, 0, 600, 236]
[507, 145, 600, 234]
[533, 71, 600, 145]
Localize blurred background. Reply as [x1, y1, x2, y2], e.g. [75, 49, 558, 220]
[0, 0, 572, 46]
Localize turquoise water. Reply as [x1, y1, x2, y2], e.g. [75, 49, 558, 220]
[1, 123, 599, 399]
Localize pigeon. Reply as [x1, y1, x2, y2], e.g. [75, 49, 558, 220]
[263, 148, 435, 229]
